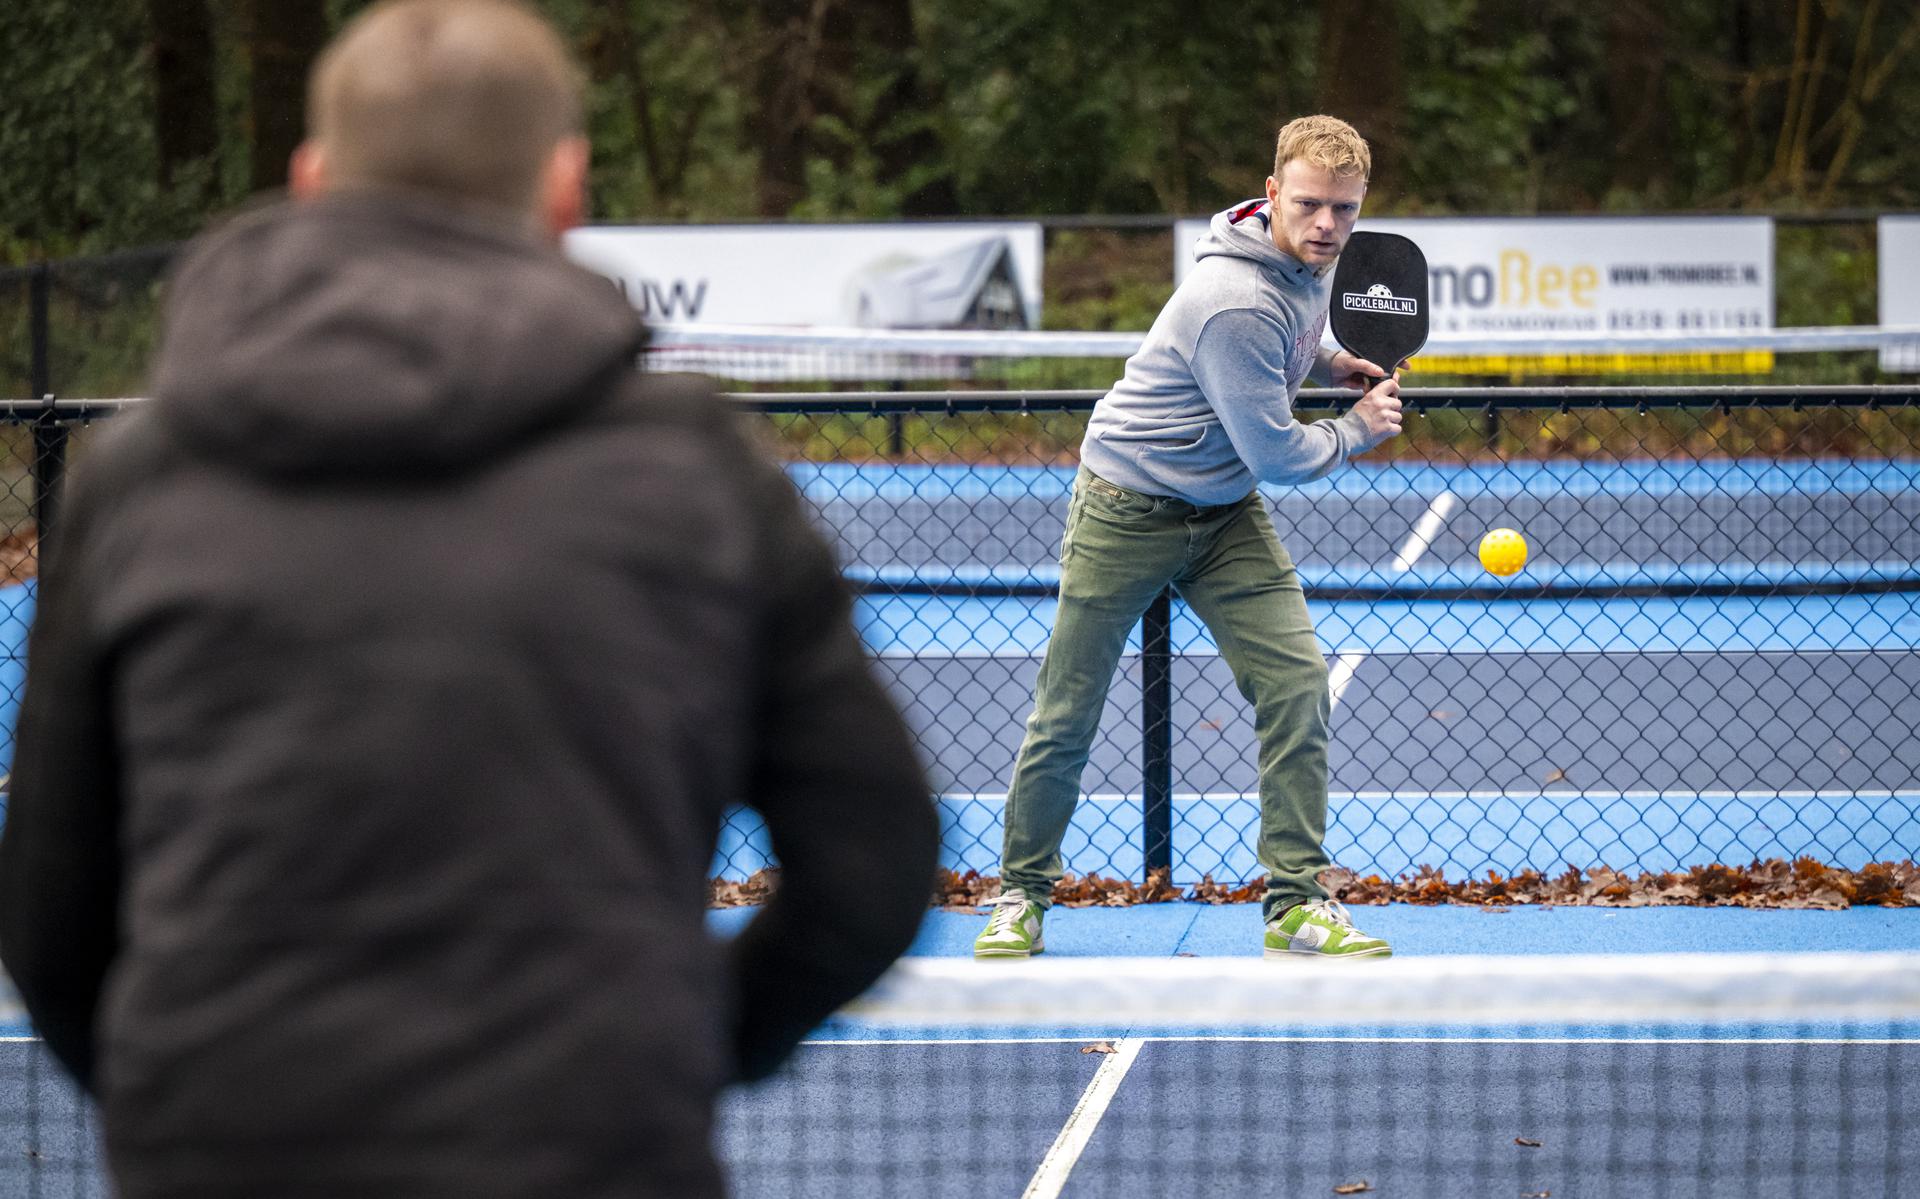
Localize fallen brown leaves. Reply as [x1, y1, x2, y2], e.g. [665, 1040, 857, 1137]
[708, 868, 780, 907]
[934, 868, 997, 910]
[709, 859, 1920, 910]
[0, 531, 38, 586]
[1318, 858, 1920, 910]
[1184, 874, 1265, 904]
[1053, 866, 1184, 906]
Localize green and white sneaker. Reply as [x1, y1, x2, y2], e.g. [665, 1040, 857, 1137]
[973, 890, 1045, 958]
[1264, 899, 1391, 960]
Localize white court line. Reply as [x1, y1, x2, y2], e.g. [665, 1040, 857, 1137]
[805, 1034, 1920, 1047]
[1327, 651, 1366, 710]
[1391, 491, 1460, 573]
[1020, 1036, 1143, 1199]
[1330, 490, 1458, 713]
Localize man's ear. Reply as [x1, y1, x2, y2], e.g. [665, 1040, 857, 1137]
[289, 141, 330, 201]
[538, 136, 590, 241]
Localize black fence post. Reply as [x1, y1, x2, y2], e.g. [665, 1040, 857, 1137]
[29, 262, 68, 544]
[28, 261, 48, 399]
[1141, 586, 1173, 879]
[886, 379, 906, 457]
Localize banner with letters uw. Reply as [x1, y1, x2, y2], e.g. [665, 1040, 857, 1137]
[1173, 214, 1775, 374]
[565, 222, 1044, 329]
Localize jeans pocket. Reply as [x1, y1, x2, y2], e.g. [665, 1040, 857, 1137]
[1081, 474, 1158, 519]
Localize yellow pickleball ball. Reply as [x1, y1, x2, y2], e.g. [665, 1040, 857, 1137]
[1478, 528, 1529, 577]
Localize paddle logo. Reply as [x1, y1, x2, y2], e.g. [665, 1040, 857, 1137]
[1342, 282, 1420, 317]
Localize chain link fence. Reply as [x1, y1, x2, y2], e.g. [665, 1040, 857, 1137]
[1, 391, 1915, 893]
[715, 388, 1920, 888]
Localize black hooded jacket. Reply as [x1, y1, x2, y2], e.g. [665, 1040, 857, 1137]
[0, 190, 937, 1198]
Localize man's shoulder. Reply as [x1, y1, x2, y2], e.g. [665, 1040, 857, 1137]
[602, 369, 724, 417]
[1176, 257, 1296, 332]
[65, 408, 177, 509]
[585, 369, 748, 448]
[587, 369, 792, 505]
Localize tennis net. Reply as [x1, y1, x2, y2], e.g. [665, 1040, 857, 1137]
[727, 951, 1920, 1198]
[647, 322, 1920, 388]
[7, 951, 1917, 1197]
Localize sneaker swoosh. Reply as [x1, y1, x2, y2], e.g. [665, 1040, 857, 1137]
[1291, 923, 1329, 950]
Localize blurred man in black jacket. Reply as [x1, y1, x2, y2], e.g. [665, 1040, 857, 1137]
[0, 2, 937, 1195]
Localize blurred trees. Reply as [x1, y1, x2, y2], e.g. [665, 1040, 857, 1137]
[245, 0, 328, 193]
[147, 0, 217, 202]
[3, 0, 1919, 259]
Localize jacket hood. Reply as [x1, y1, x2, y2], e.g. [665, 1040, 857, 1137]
[149, 188, 646, 477]
[1193, 198, 1330, 288]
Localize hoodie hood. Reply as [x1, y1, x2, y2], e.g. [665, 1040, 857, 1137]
[1193, 198, 1330, 288]
[149, 189, 646, 477]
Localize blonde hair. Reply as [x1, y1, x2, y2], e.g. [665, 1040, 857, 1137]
[308, 0, 583, 211]
[1272, 115, 1371, 180]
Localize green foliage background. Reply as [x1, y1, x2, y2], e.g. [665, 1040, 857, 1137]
[3, 0, 1919, 397]
[7, 0, 1919, 253]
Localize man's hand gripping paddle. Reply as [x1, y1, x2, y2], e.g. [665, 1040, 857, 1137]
[1329, 230, 1430, 385]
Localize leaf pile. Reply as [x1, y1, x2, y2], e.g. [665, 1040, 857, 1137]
[0, 531, 37, 586]
[1053, 867, 1184, 907]
[711, 859, 1920, 910]
[709, 868, 780, 908]
[1319, 858, 1920, 910]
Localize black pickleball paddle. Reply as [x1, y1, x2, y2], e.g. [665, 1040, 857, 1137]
[1329, 230, 1430, 382]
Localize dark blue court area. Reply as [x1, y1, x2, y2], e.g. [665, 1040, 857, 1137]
[719, 1035, 1917, 1199]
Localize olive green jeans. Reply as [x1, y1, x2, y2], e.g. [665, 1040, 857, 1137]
[1000, 466, 1333, 923]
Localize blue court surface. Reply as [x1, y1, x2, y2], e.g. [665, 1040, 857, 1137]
[708, 898, 1920, 960]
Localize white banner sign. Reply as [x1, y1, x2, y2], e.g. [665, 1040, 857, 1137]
[565, 223, 1044, 329]
[1879, 216, 1920, 372]
[1174, 214, 1774, 336]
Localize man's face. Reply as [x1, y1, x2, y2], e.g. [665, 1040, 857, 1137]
[1264, 160, 1366, 267]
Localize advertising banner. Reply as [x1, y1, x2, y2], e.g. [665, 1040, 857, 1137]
[1879, 216, 1920, 373]
[1174, 214, 1775, 374]
[565, 222, 1044, 329]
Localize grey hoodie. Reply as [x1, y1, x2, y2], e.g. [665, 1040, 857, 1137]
[1080, 198, 1384, 506]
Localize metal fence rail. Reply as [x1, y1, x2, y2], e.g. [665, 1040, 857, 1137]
[2, 390, 1917, 890]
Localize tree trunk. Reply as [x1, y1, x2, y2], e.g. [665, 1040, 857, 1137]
[749, 0, 817, 216]
[853, 0, 955, 214]
[589, 0, 666, 198]
[246, 0, 329, 192]
[148, 0, 218, 197]
[1603, 2, 1671, 198]
[1314, 1, 1403, 181]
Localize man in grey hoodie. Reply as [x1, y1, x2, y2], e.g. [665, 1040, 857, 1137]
[976, 115, 1400, 960]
